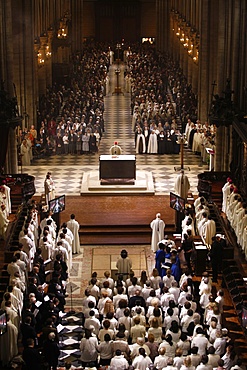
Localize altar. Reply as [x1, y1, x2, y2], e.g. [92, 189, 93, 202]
[99, 154, 136, 184]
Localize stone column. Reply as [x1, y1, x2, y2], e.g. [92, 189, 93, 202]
[71, 0, 83, 53]
[6, 128, 18, 174]
[0, 1, 19, 173]
[197, 0, 210, 122]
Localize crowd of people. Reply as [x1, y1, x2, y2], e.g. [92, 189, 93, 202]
[0, 191, 244, 370]
[124, 46, 216, 159]
[19, 45, 110, 164]
[17, 42, 218, 165]
[0, 198, 80, 367]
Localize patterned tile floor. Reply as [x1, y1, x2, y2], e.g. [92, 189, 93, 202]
[22, 62, 208, 197]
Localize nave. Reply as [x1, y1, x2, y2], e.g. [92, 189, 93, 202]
[21, 62, 207, 197]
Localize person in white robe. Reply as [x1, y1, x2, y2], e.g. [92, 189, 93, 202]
[58, 233, 72, 273]
[194, 195, 206, 210]
[0, 204, 9, 239]
[234, 204, 247, 244]
[0, 315, 18, 366]
[147, 130, 158, 153]
[174, 170, 190, 200]
[150, 213, 165, 252]
[238, 210, 247, 248]
[202, 216, 216, 246]
[228, 195, 241, 225]
[221, 178, 233, 213]
[20, 139, 30, 166]
[192, 129, 203, 153]
[197, 213, 208, 239]
[110, 141, 122, 155]
[226, 187, 239, 220]
[0, 183, 11, 215]
[67, 214, 80, 254]
[231, 198, 243, 230]
[44, 172, 55, 205]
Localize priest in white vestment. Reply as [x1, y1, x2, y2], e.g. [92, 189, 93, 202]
[174, 170, 190, 200]
[202, 216, 216, 246]
[67, 214, 80, 254]
[44, 172, 55, 205]
[0, 316, 18, 366]
[0, 204, 9, 239]
[221, 178, 232, 213]
[150, 213, 165, 252]
[0, 183, 11, 215]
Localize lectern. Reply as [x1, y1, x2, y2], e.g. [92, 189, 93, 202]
[195, 244, 208, 275]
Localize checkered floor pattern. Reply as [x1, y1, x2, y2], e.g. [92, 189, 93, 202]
[22, 63, 208, 197]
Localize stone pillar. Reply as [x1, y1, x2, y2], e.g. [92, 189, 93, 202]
[197, 0, 210, 122]
[6, 128, 18, 174]
[71, 0, 83, 52]
[0, 1, 19, 173]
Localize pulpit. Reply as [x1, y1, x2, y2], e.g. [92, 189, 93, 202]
[99, 155, 136, 185]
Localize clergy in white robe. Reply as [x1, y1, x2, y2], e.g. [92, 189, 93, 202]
[67, 214, 80, 254]
[202, 217, 216, 246]
[147, 130, 158, 153]
[221, 178, 232, 213]
[226, 187, 238, 219]
[231, 198, 243, 230]
[235, 204, 247, 244]
[150, 213, 165, 252]
[44, 172, 55, 205]
[174, 170, 190, 200]
[0, 205, 9, 239]
[20, 139, 30, 166]
[238, 211, 247, 248]
[197, 213, 208, 239]
[0, 317, 18, 366]
[0, 183, 11, 215]
[228, 195, 241, 225]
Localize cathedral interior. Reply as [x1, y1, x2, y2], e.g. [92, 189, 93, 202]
[1, 0, 247, 369]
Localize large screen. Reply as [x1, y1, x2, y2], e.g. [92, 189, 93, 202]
[170, 192, 185, 213]
[49, 195, 65, 214]
[0, 310, 7, 336]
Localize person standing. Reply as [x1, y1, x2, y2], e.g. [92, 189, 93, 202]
[150, 213, 165, 252]
[20, 139, 31, 166]
[67, 214, 80, 254]
[110, 141, 122, 155]
[0, 181, 11, 215]
[209, 235, 223, 283]
[43, 332, 60, 370]
[22, 338, 43, 370]
[44, 172, 55, 205]
[116, 249, 132, 281]
[180, 233, 194, 272]
[0, 314, 19, 367]
[203, 216, 216, 247]
[174, 169, 190, 200]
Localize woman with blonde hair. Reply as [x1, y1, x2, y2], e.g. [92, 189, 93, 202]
[180, 355, 196, 370]
[147, 317, 163, 344]
[150, 268, 161, 290]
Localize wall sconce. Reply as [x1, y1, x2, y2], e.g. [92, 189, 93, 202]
[45, 45, 52, 58]
[37, 51, 45, 66]
[176, 27, 181, 37]
[193, 50, 199, 64]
